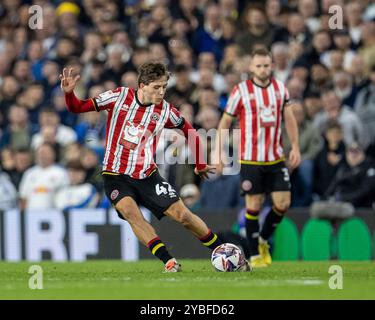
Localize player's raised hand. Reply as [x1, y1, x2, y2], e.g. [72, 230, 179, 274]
[194, 165, 216, 180]
[59, 68, 80, 93]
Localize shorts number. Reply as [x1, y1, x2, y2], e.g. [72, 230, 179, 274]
[282, 168, 290, 182]
[155, 182, 176, 196]
[156, 184, 168, 195]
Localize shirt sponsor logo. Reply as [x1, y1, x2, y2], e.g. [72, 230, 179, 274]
[121, 122, 145, 150]
[259, 105, 276, 128]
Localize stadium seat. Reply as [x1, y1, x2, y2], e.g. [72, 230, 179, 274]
[272, 217, 299, 261]
[301, 219, 332, 261]
[337, 217, 372, 261]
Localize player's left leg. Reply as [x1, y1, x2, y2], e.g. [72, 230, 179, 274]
[164, 199, 223, 250]
[115, 196, 181, 272]
[244, 193, 268, 268]
[258, 191, 291, 265]
[262, 191, 291, 239]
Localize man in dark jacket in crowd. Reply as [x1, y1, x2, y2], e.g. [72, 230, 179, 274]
[325, 143, 375, 207]
[313, 120, 346, 198]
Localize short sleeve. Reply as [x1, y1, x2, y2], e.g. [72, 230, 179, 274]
[93, 87, 122, 111]
[224, 85, 242, 117]
[165, 105, 184, 129]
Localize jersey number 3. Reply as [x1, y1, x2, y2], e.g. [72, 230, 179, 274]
[282, 168, 290, 181]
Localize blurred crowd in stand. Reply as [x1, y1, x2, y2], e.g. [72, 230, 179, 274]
[0, 0, 374, 213]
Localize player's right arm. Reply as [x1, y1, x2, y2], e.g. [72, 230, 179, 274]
[60, 67, 121, 113]
[215, 113, 235, 175]
[214, 85, 241, 175]
[60, 67, 96, 113]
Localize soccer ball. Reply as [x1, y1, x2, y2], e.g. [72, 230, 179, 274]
[211, 243, 248, 272]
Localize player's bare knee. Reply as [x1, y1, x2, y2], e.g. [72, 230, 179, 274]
[117, 208, 131, 221]
[246, 198, 263, 211]
[274, 199, 290, 213]
[116, 205, 139, 223]
[174, 209, 193, 226]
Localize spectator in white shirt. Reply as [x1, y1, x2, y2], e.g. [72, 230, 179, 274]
[54, 160, 99, 211]
[19, 143, 69, 210]
[31, 107, 77, 150]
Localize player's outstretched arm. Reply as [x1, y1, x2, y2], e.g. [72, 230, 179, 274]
[180, 119, 215, 180]
[60, 67, 96, 113]
[214, 113, 234, 175]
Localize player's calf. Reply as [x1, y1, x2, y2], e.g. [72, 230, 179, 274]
[169, 207, 194, 228]
[165, 201, 222, 251]
[257, 205, 288, 266]
[116, 198, 178, 270]
[245, 209, 260, 257]
[260, 191, 290, 242]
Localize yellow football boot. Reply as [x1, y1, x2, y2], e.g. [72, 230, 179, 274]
[250, 255, 268, 268]
[258, 238, 272, 266]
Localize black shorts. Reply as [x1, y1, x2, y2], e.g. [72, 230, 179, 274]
[103, 170, 180, 220]
[240, 161, 291, 195]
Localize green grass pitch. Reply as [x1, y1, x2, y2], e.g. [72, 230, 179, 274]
[1, 260, 374, 300]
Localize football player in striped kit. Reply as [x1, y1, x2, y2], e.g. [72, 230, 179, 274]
[216, 48, 301, 268]
[60, 62, 250, 272]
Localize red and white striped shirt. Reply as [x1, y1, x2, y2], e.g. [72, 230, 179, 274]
[225, 78, 290, 163]
[92, 87, 184, 179]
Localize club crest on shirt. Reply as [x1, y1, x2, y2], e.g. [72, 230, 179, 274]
[110, 189, 119, 200]
[242, 180, 252, 191]
[151, 112, 160, 122]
